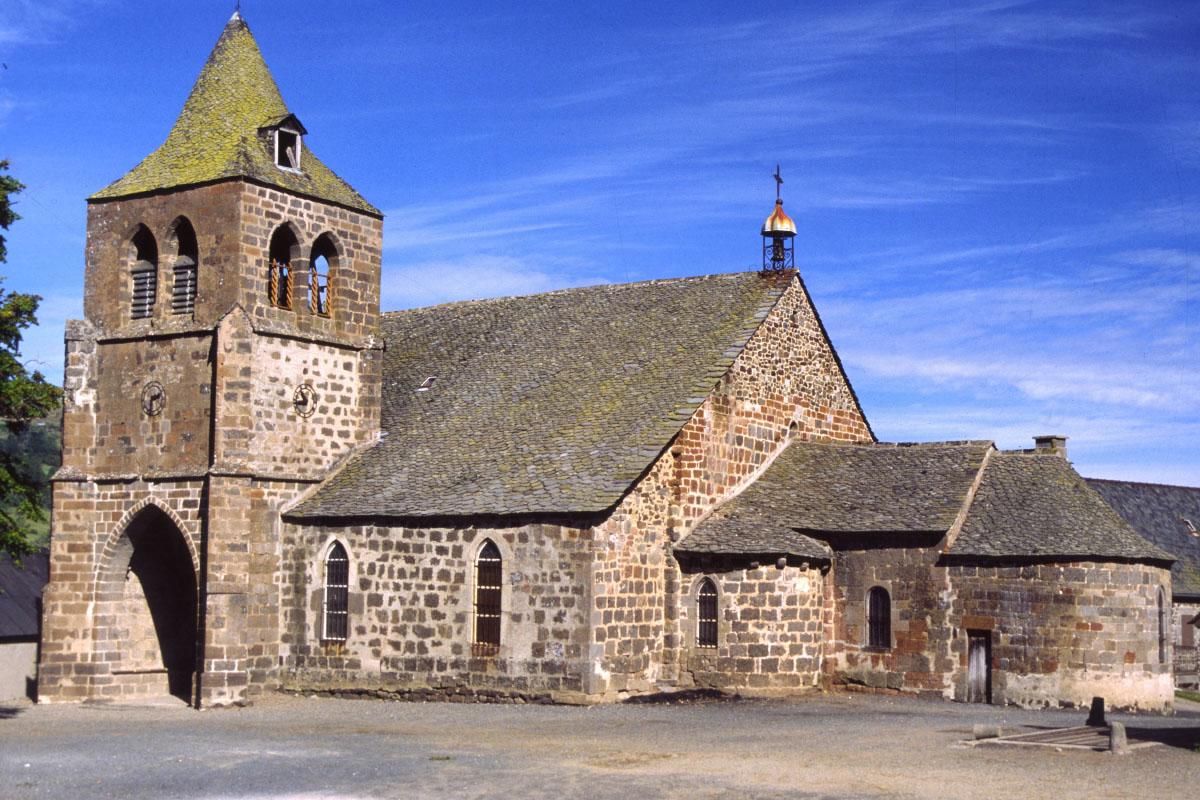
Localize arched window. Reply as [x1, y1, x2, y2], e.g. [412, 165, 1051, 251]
[308, 234, 336, 317]
[268, 226, 298, 310]
[867, 586, 891, 649]
[697, 578, 718, 648]
[171, 218, 198, 315]
[130, 226, 158, 319]
[473, 540, 502, 656]
[1158, 588, 1167, 663]
[322, 542, 349, 643]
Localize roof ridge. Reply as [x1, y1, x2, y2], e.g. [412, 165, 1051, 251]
[378, 270, 782, 317]
[1085, 476, 1200, 492]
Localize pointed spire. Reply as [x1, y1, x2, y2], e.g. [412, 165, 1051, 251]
[91, 15, 378, 215]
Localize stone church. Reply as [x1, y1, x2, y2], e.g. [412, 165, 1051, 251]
[38, 14, 1176, 711]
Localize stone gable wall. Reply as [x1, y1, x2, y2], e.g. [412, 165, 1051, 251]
[948, 562, 1174, 711]
[587, 273, 873, 697]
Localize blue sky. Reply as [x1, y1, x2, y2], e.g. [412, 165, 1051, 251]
[1, 1, 1197, 485]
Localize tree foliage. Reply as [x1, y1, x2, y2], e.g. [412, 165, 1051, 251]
[0, 160, 62, 559]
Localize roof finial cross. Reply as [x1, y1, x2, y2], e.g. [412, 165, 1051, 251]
[773, 165, 783, 201]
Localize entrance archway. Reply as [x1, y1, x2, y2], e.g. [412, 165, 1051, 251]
[98, 505, 198, 702]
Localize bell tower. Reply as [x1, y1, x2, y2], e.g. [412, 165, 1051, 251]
[40, 12, 384, 707]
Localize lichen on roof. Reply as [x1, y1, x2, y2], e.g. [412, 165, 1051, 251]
[90, 13, 378, 216]
[290, 271, 794, 519]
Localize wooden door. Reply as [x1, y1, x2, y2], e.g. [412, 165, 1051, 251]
[967, 631, 991, 704]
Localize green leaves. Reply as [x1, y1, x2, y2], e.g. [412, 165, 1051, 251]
[0, 159, 62, 558]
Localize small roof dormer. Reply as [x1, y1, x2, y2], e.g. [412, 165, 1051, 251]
[89, 12, 378, 216]
[260, 113, 308, 172]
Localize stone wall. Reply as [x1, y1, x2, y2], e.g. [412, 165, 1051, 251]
[823, 541, 955, 697]
[84, 183, 382, 342]
[677, 559, 825, 693]
[948, 561, 1174, 711]
[278, 518, 597, 703]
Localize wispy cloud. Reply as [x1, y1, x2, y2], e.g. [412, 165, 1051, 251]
[381, 255, 610, 310]
[0, 0, 101, 46]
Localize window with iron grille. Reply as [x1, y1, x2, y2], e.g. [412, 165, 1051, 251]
[473, 540, 502, 656]
[867, 586, 891, 649]
[697, 578, 718, 648]
[322, 542, 349, 643]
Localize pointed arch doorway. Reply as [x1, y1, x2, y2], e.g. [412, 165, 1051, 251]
[98, 505, 199, 703]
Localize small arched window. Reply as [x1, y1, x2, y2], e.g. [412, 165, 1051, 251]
[130, 226, 158, 319]
[867, 586, 891, 649]
[171, 218, 198, 316]
[308, 234, 336, 317]
[1158, 588, 1167, 663]
[697, 578, 718, 648]
[473, 540, 502, 656]
[268, 226, 298, 310]
[322, 542, 349, 643]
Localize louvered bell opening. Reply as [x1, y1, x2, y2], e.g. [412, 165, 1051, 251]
[131, 260, 157, 319]
[323, 546, 350, 643]
[473, 543, 502, 656]
[172, 257, 197, 315]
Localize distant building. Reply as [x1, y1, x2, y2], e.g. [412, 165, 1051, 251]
[1, 551, 48, 700]
[38, 13, 1176, 711]
[1088, 479, 1200, 688]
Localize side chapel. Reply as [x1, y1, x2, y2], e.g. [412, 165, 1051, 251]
[39, 14, 1176, 711]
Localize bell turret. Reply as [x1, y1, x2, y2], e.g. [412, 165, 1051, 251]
[762, 165, 796, 272]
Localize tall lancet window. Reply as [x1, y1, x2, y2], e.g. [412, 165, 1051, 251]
[697, 578, 718, 648]
[268, 226, 297, 310]
[473, 540, 502, 656]
[322, 542, 349, 643]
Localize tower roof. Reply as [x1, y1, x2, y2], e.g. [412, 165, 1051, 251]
[762, 199, 796, 237]
[90, 12, 379, 216]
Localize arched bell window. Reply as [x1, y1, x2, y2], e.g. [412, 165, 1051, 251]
[697, 578, 718, 648]
[867, 586, 891, 649]
[268, 226, 298, 310]
[170, 218, 198, 315]
[322, 542, 349, 643]
[130, 225, 158, 320]
[308, 234, 336, 317]
[473, 540, 502, 656]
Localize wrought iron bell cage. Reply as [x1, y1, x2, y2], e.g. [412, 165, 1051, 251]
[763, 230, 794, 272]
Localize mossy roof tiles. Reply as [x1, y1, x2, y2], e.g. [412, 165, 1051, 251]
[948, 454, 1174, 563]
[677, 441, 990, 558]
[291, 271, 793, 519]
[90, 14, 378, 216]
[1086, 479, 1200, 596]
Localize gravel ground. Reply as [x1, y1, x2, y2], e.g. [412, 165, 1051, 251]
[1, 691, 1197, 799]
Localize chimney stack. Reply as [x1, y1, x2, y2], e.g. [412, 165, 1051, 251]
[1033, 435, 1068, 457]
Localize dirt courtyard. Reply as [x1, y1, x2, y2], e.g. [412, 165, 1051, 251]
[1, 691, 1197, 799]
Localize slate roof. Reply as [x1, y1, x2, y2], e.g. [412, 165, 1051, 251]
[90, 13, 378, 216]
[677, 441, 990, 558]
[0, 551, 48, 640]
[948, 454, 1174, 563]
[291, 271, 800, 518]
[1085, 479, 1200, 597]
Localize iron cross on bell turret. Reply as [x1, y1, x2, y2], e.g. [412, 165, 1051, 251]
[761, 165, 796, 272]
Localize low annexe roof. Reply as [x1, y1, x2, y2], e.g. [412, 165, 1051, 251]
[0, 551, 49, 639]
[947, 454, 1174, 564]
[291, 271, 798, 519]
[1085, 479, 1200, 597]
[677, 440, 991, 559]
